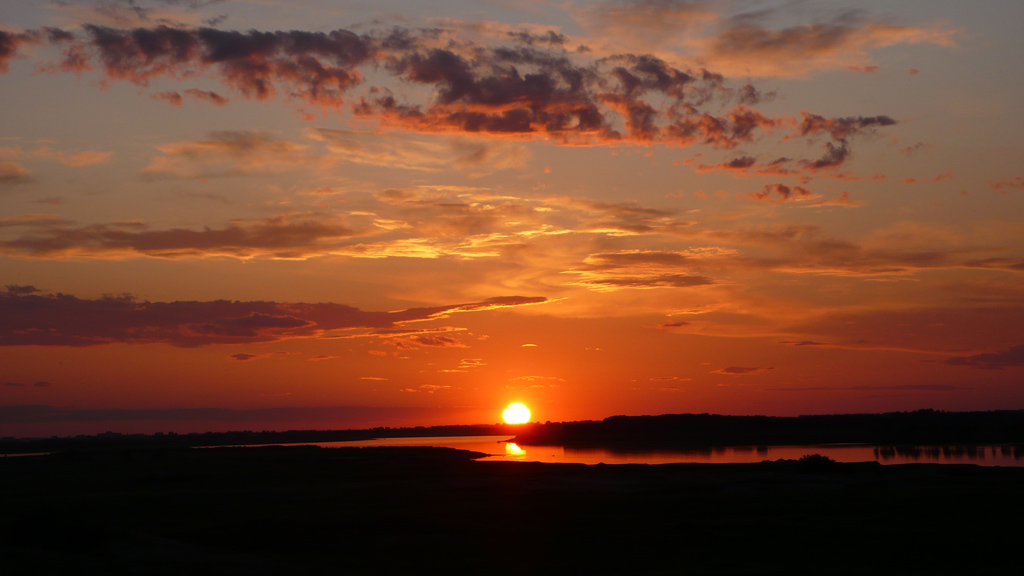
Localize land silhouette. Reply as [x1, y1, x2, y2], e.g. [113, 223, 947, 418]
[2, 409, 1023, 574]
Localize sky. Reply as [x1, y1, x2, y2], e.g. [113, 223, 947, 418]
[1, 0, 1022, 437]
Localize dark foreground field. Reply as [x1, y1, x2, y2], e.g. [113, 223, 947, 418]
[2, 446, 1021, 575]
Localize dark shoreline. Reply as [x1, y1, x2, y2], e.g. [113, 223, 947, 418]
[2, 445, 1022, 575]
[4, 409, 1023, 455]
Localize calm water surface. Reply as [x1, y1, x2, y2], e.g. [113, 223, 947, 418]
[299, 436, 1024, 466]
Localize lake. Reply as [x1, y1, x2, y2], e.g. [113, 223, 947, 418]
[300, 435, 1024, 466]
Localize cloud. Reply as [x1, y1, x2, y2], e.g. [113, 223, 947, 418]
[900, 141, 930, 156]
[946, 345, 1024, 370]
[20, 23, 895, 159]
[0, 213, 359, 259]
[184, 87, 227, 105]
[705, 14, 954, 77]
[32, 146, 113, 167]
[657, 320, 690, 329]
[990, 177, 1024, 193]
[711, 366, 773, 375]
[153, 88, 228, 106]
[797, 112, 897, 141]
[141, 130, 312, 180]
[2, 145, 113, 169]
[0, 285, 548, 347]
[509, 375, 564, 383]
[153, 91, 184, 105]
[574, 0, 716, 49]
[0, 161, 32, 185]
[228, 351, 289, 361]
[566, 249, 714, 291]
[962, 258, 1024, 272]
[746, 183, 814, 203]
[778, 340, 827, 347]
[0, 29, 42, 73]
[388, 334, 468, 349]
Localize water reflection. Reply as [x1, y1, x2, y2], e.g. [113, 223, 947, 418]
[226, 436, 1024, 467]
[872, 444, 1024, 464]
[478, 442, 1024, 466]
[505, 442, 526, 456]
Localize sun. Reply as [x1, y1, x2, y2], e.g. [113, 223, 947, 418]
[502, 403, 531, 424]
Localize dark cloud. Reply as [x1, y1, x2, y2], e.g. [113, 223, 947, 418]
[0, 378, 50, 387]
[0, 29, 42, 73]
[5, 285, 40, 295]
[658, 320, 690, 328]
[584, 250, 692, 270]
[696, 155, 756, 173]
[155, 88, 227, 105]
[581, 273, 714, 289]
[229, 353, 257, 361]
[747, 183, 813, 202]
[946, 345, 1024, 370]
[791, 113, 897, 171]
[798, 112, 896, 141]
[0, 214, 357, 259]
[152, 90, 183, 105]
[19, 23, 892, 157]
[184, 87, 227, 105]
[736, 82, 774, 105]
[568, 249, 713, 290]
[70, 24, 370, 106]
[778, 340, 827, 346]
[900, 142, 930, 156]
[712, 366, 773, 375]
[390, 334, 468, 349]
[0, 286, 547, 347]
[507, 30, 566, 47]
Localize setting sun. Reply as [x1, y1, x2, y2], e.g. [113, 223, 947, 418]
[502, 403, 531, 424]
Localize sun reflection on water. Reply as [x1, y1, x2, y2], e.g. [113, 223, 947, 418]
[505, 442, 526, 457]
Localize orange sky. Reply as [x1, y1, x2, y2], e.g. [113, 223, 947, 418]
[1, 0, 1022, 436]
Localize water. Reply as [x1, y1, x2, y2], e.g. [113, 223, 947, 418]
[295, 436, 1024, 467]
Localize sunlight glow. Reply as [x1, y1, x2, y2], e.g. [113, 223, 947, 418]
[502, 403, 531, 424]
[505, 442, 526, 456]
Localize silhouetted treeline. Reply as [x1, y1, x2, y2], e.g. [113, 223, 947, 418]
[0, 423, 521, 455]
[510, 409, 1024, 448]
